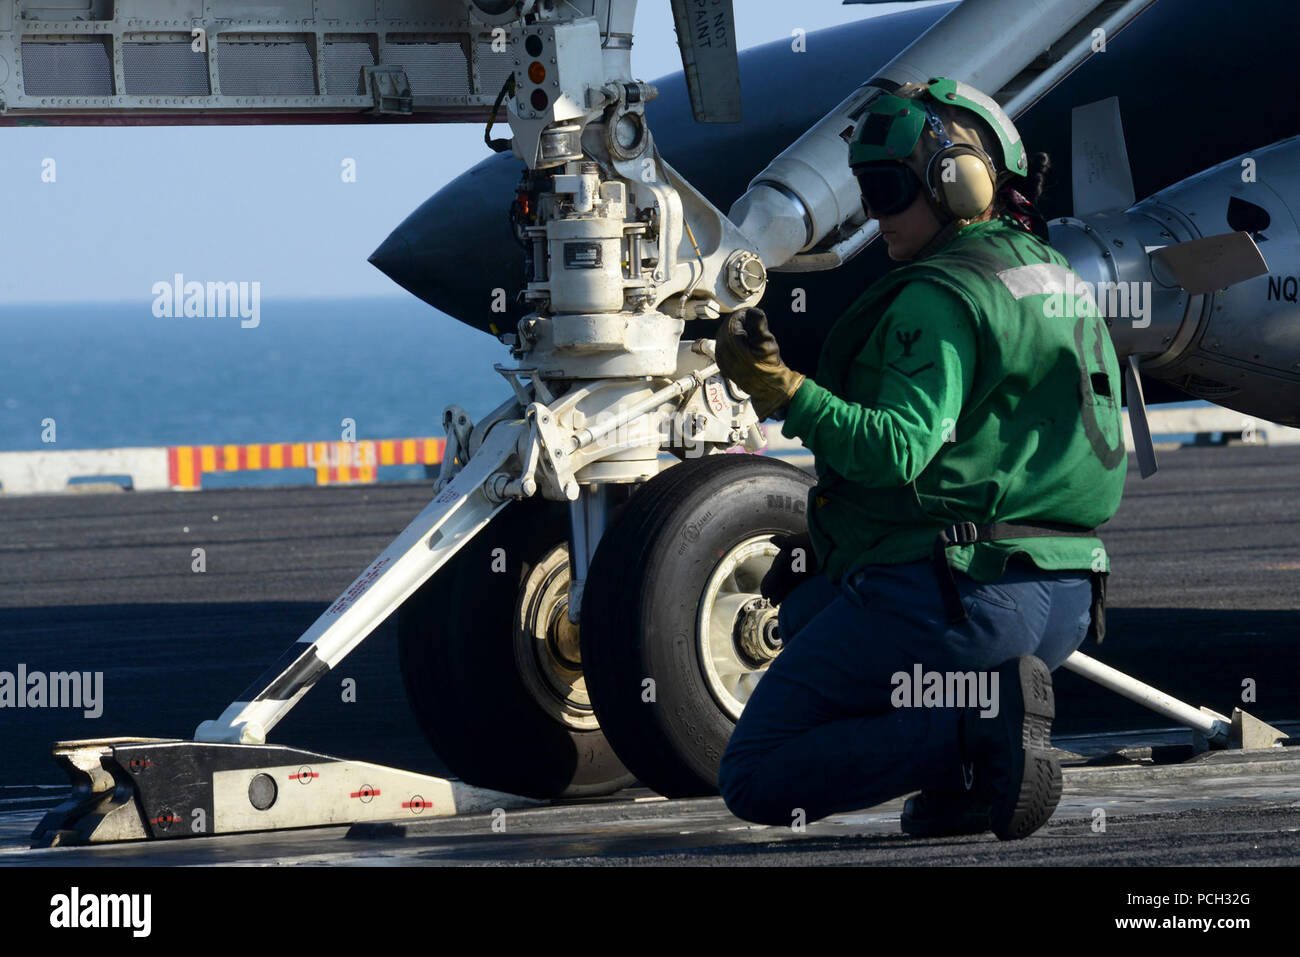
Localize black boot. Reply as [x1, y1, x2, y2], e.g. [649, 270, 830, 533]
[963, 655, 1062, 841]
[900, 788, 992, 837]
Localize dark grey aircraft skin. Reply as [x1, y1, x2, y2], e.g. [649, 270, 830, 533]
[370, 0, 1297, 406]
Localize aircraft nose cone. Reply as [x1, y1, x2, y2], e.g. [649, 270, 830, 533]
[367, 229, 412, 285]
[369, 154, 526, 335]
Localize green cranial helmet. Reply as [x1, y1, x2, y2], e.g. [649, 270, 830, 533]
[850, 77, 1028, 223]
[850, 77, 1027, 177]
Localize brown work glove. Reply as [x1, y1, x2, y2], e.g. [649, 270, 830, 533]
[760, 531, 816, 604]
[715, 307, 806, 420]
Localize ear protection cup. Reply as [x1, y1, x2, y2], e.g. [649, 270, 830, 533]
[924, 145, 996, 220]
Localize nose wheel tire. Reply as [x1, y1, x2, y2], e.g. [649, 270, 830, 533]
[398, 499, 636, 799]
[579, 454, 814, 798]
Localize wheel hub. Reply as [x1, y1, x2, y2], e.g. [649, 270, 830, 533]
[546, 600, 583, 669]
[697, 537, 783, 721]
[735, 598, 782, 666]
[515, 544, 598, 730]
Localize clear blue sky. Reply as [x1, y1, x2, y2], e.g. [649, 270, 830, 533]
[0, 3, 933, 306]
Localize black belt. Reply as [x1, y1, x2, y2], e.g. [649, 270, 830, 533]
[931, 521, 1108, 642]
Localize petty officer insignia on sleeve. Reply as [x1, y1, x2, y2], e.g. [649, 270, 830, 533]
[886, 328, 935, 378]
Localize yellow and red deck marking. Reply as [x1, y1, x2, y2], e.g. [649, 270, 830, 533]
[166, 438, 445, 490]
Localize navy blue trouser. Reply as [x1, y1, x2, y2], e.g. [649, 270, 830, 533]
[717, 558, 1093, 826]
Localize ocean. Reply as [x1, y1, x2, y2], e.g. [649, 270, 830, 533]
[0, 297, 510, 483]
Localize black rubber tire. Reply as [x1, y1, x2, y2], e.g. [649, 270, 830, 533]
[398, 499, 635, 799]
[579, 454, 814, 798]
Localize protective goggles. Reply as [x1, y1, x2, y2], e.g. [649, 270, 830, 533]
[853, 161, 922, 218]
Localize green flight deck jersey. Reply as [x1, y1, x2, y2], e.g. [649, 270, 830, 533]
[782, 215, 1127, 584]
